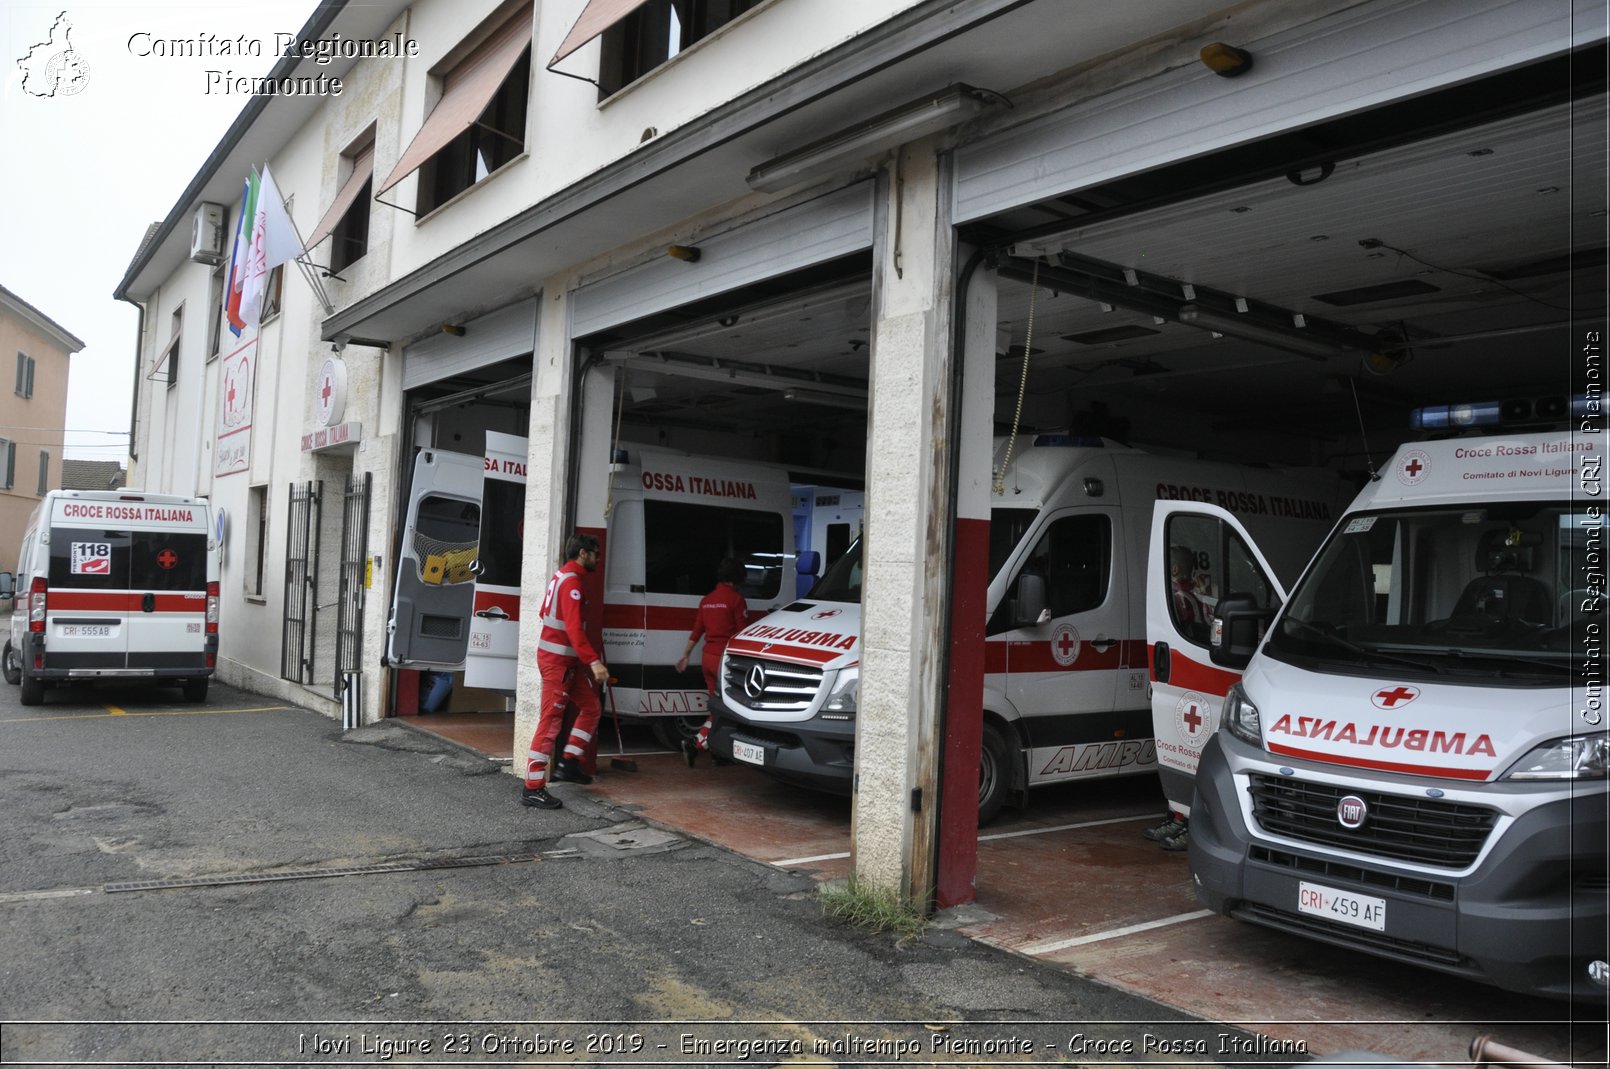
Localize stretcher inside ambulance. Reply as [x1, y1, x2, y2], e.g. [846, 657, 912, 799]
[1173, 429, 1606, 1001]
[713, 434, 1341, 822]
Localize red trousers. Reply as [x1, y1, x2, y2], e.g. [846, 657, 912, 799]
[524, 660, 601, 789]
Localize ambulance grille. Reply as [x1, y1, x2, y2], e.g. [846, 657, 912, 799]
[723, 654, 822, 714]
[1248, 775, 1496, 869]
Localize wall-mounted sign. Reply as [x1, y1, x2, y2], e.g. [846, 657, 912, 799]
[301, 421, 362, 453]
[315, 356, 348, 427]
[216, 339, 257, 477]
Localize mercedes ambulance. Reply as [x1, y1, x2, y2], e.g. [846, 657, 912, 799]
[1171, 430, 1605, 1000]
[711, 435, 1341, 822]
[1, 490, 218, 705]
[387, 435, 820, 745]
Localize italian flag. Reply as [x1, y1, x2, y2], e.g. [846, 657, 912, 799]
[224, 170, 259, 337]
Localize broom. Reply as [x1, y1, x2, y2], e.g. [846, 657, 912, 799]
[603, 678, 638, 772]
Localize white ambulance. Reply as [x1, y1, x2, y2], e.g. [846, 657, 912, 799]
[387, 436, 819, 744]
[1, 490, 218, 705]
[712, 435, 1341, 821]
[1173, 430, 1605, 1001]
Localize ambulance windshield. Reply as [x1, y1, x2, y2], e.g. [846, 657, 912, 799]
[810, 539, 862, 602]
[1266, 503, 1591, 678]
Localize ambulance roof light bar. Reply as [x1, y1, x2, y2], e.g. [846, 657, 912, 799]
[1411, 393, 1594, 430]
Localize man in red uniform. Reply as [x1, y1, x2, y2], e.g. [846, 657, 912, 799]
[521, 534, 609, 810]
[673, 557, 749, 766]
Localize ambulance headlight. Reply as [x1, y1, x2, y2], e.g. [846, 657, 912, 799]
[821, 666, 859, 720]
[1504, 734, 1610, 780]
[1222, 683, 1263, 747]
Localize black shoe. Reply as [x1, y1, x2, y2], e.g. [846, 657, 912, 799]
[520, 787, 563, 810]
[681, 739, 699, 768]
[552, 759, 593, 785]
[1159, 827, 1190, 852]
[1142, 815, 1186, 841]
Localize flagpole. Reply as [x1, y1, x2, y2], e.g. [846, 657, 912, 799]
[260, 161, 336, 317]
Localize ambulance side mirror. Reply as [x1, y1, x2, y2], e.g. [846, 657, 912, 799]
[1210, 593, 1274, 669]
[0, 571, 13, 602]
[1015, 573, 1047, 627]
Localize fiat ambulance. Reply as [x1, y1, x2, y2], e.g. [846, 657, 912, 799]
[1171, 430, 1605, 1000]
[1, 490, 218, 705]
[712, 435, 1341, 821]
[387, 437, 820, 745]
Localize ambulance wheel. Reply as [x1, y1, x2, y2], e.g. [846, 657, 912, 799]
[979, 720, 1011, 826]
[19, 666, 45, 706]
[2, 641, 20, 686]
[654, 716, 703, 751]
[182, 677, 209, 703]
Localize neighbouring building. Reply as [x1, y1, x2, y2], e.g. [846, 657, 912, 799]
[0, 284, 83, 571]
[114, 0, 1607, 910]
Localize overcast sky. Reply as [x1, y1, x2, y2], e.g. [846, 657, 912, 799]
[2, 1, 319, 462]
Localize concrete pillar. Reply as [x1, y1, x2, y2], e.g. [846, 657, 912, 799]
[853, 140, 964, 905]
[513, 285, 616, 766]
[514, 285, 569, 760]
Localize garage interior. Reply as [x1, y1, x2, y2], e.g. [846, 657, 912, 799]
[398, 50, 1607, 1059]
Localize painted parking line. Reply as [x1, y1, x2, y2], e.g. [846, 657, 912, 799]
[1018, 909, 1214, 955]
[769, 812, 1156, 868]
[0, 705, 293, 724]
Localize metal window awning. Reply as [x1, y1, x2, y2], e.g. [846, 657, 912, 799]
[304, 145, 375, 251]
[548, 0, 653, 67]
[375, 3, 534, 198]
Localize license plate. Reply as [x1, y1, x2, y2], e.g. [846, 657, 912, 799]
[1298, 880, 1386, 931]
[731, 739, 765, 766]
[61, 625, 111, 637]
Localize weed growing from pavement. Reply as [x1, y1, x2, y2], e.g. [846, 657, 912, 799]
[818, 878, 929, 941]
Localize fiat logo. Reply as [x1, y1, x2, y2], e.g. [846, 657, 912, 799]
[1337, 795, 1368, 830]
[743, 663, 767, 699]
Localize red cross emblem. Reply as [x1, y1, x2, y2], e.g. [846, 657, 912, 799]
[156, 549, 179, 570]
[1057, 632, 1077, 658]
[1371, 685, 1419, 709]
[321, 378, 333, 406]
[1182, 703, 1204, 733]
[1403, 457, 1423, 478]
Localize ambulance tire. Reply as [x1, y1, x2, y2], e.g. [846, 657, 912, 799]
[654, 716, 703, 751]
[2, 641, 19, 685]
[19, 666, 44, 706]
[182, 677, 209, 703]
[979, 721, 1011, 826]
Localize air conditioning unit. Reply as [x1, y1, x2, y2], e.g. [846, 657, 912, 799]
[189, 202, 227, 265]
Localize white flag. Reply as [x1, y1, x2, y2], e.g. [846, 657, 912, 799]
[238, 165, 302, 329]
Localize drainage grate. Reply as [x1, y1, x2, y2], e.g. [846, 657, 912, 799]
[103, 852, 546, 894]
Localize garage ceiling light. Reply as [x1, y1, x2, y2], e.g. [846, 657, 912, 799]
[783, 388, 864, 411]
[1177, 304, 1340, 359]
[747, 85, 994, 194]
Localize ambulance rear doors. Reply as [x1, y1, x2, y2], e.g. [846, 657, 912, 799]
[387, 448, 484, 668]
[464, 432, 526, 690]
[44, 493, 214, 674]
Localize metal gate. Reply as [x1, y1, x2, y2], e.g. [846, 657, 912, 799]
[334, 472, 371, 692]
[281, 480, 322, 683]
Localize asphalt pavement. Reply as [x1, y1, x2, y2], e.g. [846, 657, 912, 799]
[0, 675, 1288, 1068]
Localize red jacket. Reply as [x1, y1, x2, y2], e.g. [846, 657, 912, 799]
[536, 560, 601, 666]
[690, 582, 748, 657]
